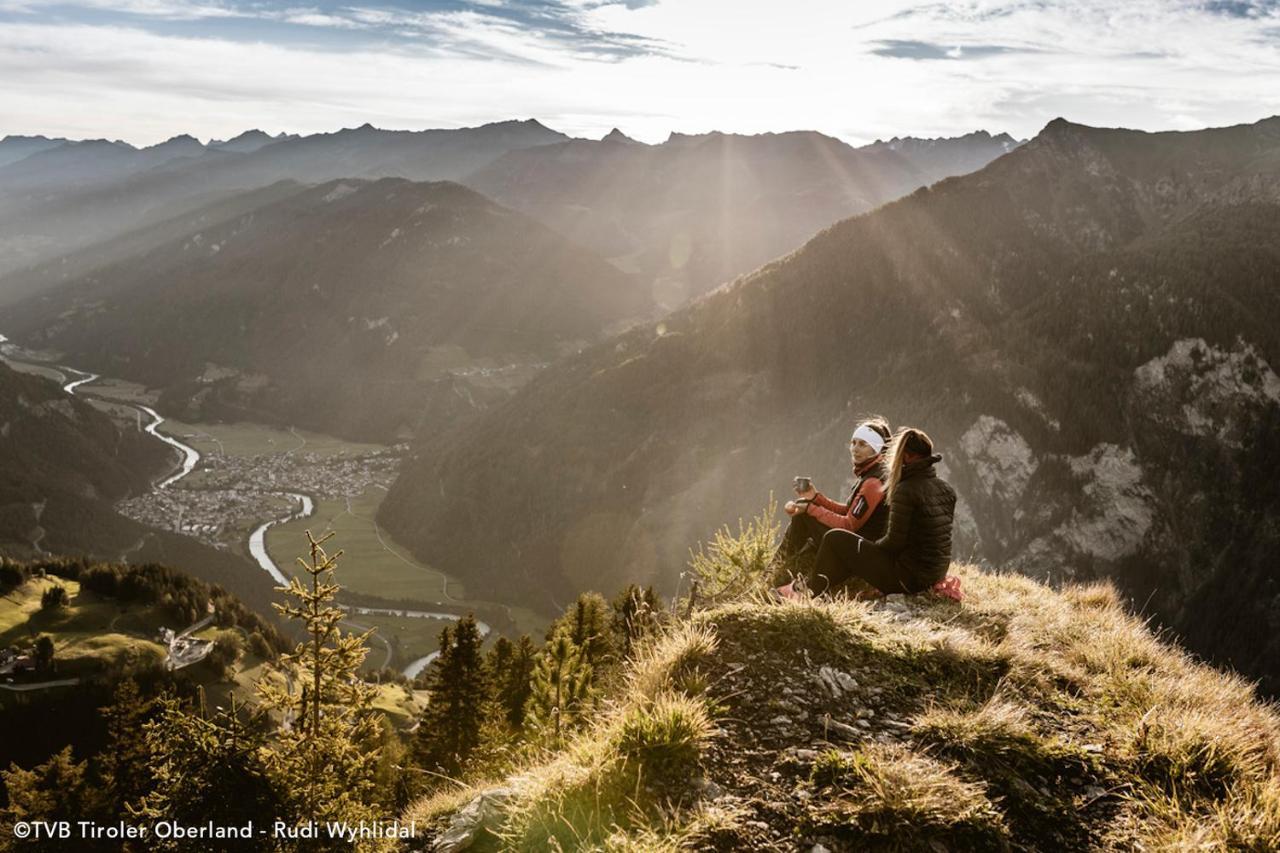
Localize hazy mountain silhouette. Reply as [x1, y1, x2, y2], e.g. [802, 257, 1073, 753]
[382, 115, 1280, 693]
[0, 181, 307, 308]
[4, 178, 651, 441]
[0, 135, 205, 193]
[463, 129, 1021, 306]
[0, 119, 570, 278]
[0, 134, 71, 168]
[208, 129, 297, 153]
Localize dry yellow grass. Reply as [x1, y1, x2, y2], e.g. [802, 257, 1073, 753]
[403, 554, 1280, 851]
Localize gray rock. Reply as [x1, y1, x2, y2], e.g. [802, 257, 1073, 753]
[696, 777, 724, 800]
[815, 665, 859, 697]
[434, 787, 517, 852]
[824, 719, 862, 741]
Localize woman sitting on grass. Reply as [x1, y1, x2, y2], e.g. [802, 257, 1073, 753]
[770, 418, 892, 599]
[794, 426, 957, 598]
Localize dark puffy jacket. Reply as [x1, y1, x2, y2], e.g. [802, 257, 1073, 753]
[874, 454, 956, 586]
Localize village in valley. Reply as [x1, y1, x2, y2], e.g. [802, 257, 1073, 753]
[117, 440, 404, 550]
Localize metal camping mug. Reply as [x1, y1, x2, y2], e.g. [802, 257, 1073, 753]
[793, 476, 812, 494]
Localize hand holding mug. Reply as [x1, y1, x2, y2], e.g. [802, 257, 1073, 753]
[793, 475, 817, 500]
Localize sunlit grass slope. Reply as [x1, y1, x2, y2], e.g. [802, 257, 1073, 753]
[406, 563, 1280, 851]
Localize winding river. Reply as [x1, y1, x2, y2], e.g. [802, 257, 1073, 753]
[3, 331, 479, 678]
[138, 404, 201, 488]
[1, 338, 202, 492]
[240, 481, 492, 678]
[338, 606, 491, 679]
[248, 492, 315, 587]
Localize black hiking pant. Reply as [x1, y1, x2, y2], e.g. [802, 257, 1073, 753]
[769, 512, 832, 586]
[807, 529, 933, 596]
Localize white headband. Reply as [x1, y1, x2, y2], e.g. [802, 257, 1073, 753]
[851, 425, 886, 454]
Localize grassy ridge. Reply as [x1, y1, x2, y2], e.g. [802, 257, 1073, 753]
[407, 564, 1280, 850]
[0, 577, 165, 681]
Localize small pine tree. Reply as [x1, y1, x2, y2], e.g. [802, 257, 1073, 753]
[611, 584, 663, 659]
[492, 635, 537, 730]
[526, 627, 593, 748]
[547, 591, 616, 673]
[413, 615, 489, 782]
[255, 530, 383, 831]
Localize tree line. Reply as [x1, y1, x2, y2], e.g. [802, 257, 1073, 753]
[0, 536, 665, 851]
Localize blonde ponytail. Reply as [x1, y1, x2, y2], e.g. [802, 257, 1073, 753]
[883, 426, 934, 501]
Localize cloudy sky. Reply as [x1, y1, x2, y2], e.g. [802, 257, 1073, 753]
[0, 0, 1277, 147]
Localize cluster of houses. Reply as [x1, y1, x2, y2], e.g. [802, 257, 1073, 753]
[0, 645, 35, 677]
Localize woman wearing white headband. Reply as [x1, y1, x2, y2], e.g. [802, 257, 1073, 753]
[771, 418, 891, 599]
[806, 426, 957, 598]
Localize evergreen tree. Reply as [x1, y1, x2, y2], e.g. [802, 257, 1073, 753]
[1, 747, 91, 853]
[486, 635, 514, 687]
[547, 591, 616, 672]
[526, 627, 593, 748]
[33, 636, 54, 674]
[96, 678, 161, 817]
[136, 693, 282, 853]
[610, 584, 663, 659]
[255, 530, 383, 832]
[491, 635, 537, 730]
[413, 615, 488, 781]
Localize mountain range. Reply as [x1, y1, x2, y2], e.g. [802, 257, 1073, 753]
[0, 122, 1016, 298]
[2, 178, 648, 441]
[465, 128, 1019, 305]
[0, 123, 1018, 442]
[379, 115, 1280, 694]
[0, 120, 569, 279]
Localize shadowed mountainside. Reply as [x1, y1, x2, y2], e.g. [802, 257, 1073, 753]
[382, 115, 1280, 693]
[4, 178, 651, 441]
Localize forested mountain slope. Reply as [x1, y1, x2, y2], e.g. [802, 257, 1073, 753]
[382, 116, 1280, 693]
[4, 178, 651, 441]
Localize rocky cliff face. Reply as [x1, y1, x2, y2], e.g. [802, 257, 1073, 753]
[382, 116, 1280, 694]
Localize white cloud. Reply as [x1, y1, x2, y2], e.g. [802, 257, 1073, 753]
[0, 0, 1276, 145]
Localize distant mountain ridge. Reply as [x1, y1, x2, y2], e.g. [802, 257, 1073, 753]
[3, 178, 651, 441]
[0, 134, 71, 168]
[380, 114, 1280, 694]
[208, 129, 297, 153]
[462, 127, 1021, 305]
[0, 119, 572, 279]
